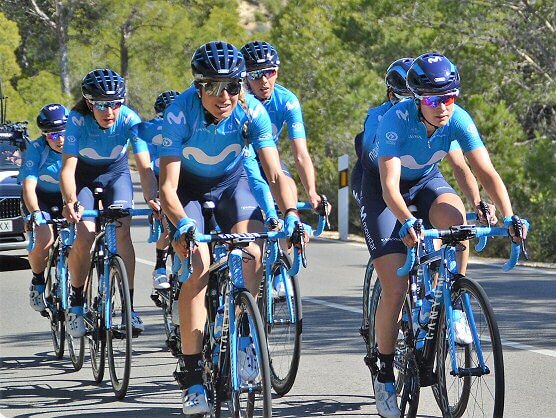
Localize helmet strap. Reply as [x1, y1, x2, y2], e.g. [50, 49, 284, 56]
[417, 102, 440, 134]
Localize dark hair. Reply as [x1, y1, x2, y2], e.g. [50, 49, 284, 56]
[72, 98, 92, 116]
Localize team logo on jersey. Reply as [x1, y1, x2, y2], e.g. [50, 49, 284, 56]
[166, 111, 186, 125]
[67, 135, 76, 143]
[386, 132, 398, 143]
[400, 151, 447, 169]
[25, 161, 34, 168]
[291, 122, 303, 131]
[285, 100, 300, 111]
[259, 133, 273, 141]
[182, 144, 241, 164]
[396, 110, 409, 121]
[72, 115, 85, 126]
[249, 104, 264, 119]
[467, 123, 478, 136]
[124, 114, 133, 124]
[33, 141, 41, 148]
[162, 138, 173, 147]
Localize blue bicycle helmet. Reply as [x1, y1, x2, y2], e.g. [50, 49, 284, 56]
[191, 41, 246, 80]
[240, 41, 280, 71]
[154, 90, 180, 114]
[385, 57, 414, 96]
[36, 103, 69, 133]
[406, 53, 460, 96]
[81, 68, 126, 101]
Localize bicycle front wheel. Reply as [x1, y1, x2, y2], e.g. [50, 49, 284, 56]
[45, 244, 65, 359]
[231, 290, 272, 418]
[106, 255, 132, 399]
[63, 261, 84, 371]
[86, 259, 105, 383]
[260, 254, 302, 396]
[435, 276, 504, 417]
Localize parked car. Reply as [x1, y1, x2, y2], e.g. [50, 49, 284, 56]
[0, 122, 28, 251]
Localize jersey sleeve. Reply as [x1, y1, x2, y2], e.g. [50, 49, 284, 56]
[284, 93, 306, 140]
[20, 138, 43, 181]
[376, 108, 407, 159]
[125, 109, 148, 154]
[452, 107, 485, 152]
[242, 145, 278, 220]
[247, 100, 276, 150]
[160, 102, 187, 157]
[63, 111, 83, 156]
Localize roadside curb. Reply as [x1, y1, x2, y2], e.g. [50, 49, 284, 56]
[315, 231, 556, 270]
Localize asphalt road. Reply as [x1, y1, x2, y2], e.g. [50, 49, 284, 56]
[1, 206, 555, 417]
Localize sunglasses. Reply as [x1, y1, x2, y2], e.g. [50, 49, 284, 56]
[246, 68, 278, 81]
[417, 91, 459, 108]
[198, 80, 242, 96]
[90, 99, 124, 111]
[45, 131, 65, 140]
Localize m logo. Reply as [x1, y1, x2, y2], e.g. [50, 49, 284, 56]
[166, 111, 186, 125]
[182, 144, 241, 164]
[396, 110, 409, 121]
[427, 56, 442, 63]
[285, 100, 300, 111]
[72, 116, 84, 126]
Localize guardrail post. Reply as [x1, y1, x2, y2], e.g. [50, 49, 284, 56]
[338, 154, 349, 241]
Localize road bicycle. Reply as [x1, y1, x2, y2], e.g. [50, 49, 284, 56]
[362, 211, 528, 417]
[257, 198, 329, 396]
[172, 223, 309, 417]
[80, 189, 152, 399]
[26, 210, 85, 370]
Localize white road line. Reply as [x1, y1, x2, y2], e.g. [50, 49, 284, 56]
[303, 296, 556, 358]
[136, 258, 556, 358]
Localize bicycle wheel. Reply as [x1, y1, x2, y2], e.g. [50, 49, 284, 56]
[231, 291, 272, 418]
[365, 265, 380, 380]
[86, 258, 105, 383]
[260, 253, 302, 396]
[368, 279, 420, 417]
[435, 276, 504, 417]
[106, 255, 132, 399]
[62, 258, 84, 371]
[45, 243, 65, 359]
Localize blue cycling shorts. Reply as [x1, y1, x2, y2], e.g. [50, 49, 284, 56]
[21, 190, 63, 221]
[75, 157, 133, 218]
[168, 163, 263, 236]
[359, 165, 457, 259]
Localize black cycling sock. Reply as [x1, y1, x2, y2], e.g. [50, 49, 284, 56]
[155, 249, 168, 270]
[377, 351, 395, 383]
[70, 285, 84, 306]
[129, 288, 134, 312]
[31, 271, 45, 285]
[175, 353, 204, 389]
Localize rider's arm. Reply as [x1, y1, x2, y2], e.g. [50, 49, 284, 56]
[242, 146, 278, 221]
[290, 138, 320, 209]
[59, 154, 80, 222]
[379, 156, 414, 223]
[22, 179, 40, 213]
[134, 150, 159, 209]
[446, 148, 481, 207]
[159, 155, 187, 227]
[257, 146, 298, 214]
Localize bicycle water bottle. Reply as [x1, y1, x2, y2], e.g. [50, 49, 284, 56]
[416, 294, 433, 350]
[214, 305, 224, 341]
[212, 342, 220, 366]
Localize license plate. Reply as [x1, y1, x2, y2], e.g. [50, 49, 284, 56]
[0, 220, 13, 233]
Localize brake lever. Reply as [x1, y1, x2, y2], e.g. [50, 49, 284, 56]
[512, 215, 529, 260]
[318, 194, 330, 230]
[478, 200, 491, 228]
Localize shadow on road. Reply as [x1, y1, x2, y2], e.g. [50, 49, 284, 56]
[0, 254, 29, 272]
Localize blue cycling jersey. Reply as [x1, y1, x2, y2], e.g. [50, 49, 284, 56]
[375, 101, 484, 180]
[361, 101, 393, 171]
[261, 83, 306, 144]
[138, 117, 163, 175]
[64, 105, 147, 165]
[160, 86, 275, 179]
[20, 136, 62, 194]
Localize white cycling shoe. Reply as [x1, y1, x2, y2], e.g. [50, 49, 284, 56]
[373, 376, 401, 418]
[453, 309, 473, 345]
[152, 268, 170, 290]
[131, 311, 145, 334]
[238, 337, 259, 382]
[67, 306, 86, 338]
[29, 283, 46, 312]
[182, 384, 210, 415]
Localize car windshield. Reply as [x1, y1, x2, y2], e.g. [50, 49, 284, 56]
[0, 142, 23, 170]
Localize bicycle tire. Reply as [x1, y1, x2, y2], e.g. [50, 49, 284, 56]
[86, 257, 105, 383]
[231, 291, 272, 418]
[434, 276, 504, 418]
[260, 253, 302, 396]
[365, 262, 380, 380]
[45, 242, 65, 359]
[106, 255, 132, 399]
[63, 261, 85, 371]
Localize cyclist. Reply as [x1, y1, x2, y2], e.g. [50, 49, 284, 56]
[60, 68, 159, 338]
[361, 52, 526, 417]
[352, 57, 496, 224]
[21, 103, 68, 312]
[240, 40, 324, 211]
[138, 90, 180, 291]
[159, 41, 303, 415]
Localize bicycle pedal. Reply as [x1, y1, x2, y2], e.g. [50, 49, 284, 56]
[40, 309, 50, 319]
[150, 291, 163, 308]
[418, 366, 437, 387]
[132, 329, 142, 338]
